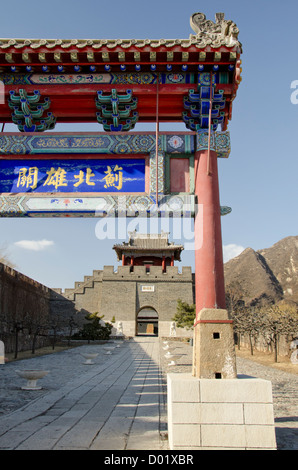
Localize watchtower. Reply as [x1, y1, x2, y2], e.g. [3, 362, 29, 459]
[113, 230, 183, 272]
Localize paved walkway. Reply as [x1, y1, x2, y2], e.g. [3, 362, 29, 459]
[0, 337, 167, 450]
[0, 337, 297, 450]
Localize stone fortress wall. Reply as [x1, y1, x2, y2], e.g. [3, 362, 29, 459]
[52, 265, 195, 338]
[0, 262, 52, 352]
[0, 259, 195, 348]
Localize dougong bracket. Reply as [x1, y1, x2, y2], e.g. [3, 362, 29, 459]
[95, 89, 139, 132]
[8, 89, 56, 132]
[182, 73, 226, 132]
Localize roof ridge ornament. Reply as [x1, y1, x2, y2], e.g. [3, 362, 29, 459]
[190, 12, 241, 49]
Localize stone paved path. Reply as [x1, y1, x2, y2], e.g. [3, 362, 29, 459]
[0, 337, 297, 450]
[0, 338, 167, 450]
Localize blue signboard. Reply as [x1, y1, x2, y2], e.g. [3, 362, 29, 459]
[0, 158, 146, 193]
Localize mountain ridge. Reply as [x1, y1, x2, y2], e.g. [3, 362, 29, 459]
[224, 235, 298, 305]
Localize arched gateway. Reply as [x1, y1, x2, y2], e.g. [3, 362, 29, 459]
[136, 307, 158, 336]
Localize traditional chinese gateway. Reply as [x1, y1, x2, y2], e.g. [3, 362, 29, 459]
[0, 13, 243, 379]
[0, 14, 278, 452]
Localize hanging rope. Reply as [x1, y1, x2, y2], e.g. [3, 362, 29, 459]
[155, 75, 159, 207]
[207, 71, 213, 176]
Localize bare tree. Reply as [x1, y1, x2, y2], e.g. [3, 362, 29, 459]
[24, 305, 49, 354]
[67, 316, 79, 345]
[226, 281, 247, 350]
[47, 312, 66, 350]
[9, 283, 26, 358]
[259, 301, 298, 362]
[241, 308, 266, 355]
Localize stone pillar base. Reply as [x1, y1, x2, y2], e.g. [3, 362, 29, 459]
[167, 373, 277, 450]
[192, 308, 237, 379]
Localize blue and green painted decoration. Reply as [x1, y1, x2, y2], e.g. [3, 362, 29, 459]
[8, 89, 56, 132]
[183, 73, 226, 131]
[95, 89, 139, 131]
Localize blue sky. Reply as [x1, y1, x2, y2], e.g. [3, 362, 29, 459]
[1, 0, 298, 289]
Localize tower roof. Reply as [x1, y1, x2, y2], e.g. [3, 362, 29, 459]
[113, 231, 184, 261]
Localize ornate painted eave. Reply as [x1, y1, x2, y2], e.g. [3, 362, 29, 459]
[0, 13, 239, 219]
[0, 13, 242, 131]
[113, 244, 184, 259]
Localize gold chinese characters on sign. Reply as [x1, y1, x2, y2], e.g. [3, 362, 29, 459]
[16, 165, 124, 191]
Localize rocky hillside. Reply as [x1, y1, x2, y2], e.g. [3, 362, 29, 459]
[224, 236, 298, 306]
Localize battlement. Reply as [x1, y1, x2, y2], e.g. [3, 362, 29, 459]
[102, 265, 192, 280]
[0, 262, 50, 293]
[53, 264, 193, 302]
[55, 269, 103, 300]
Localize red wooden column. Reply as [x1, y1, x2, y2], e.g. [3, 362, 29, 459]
[162, 255, 166, 272]
[193, 146, 237, 379]
[194, 147, 226, 319]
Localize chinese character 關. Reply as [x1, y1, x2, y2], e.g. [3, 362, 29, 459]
[17, 167, 39, 190]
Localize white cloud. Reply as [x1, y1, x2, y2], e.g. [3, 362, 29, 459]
[14, 239, 55, 252]
[223, 244, 245, 263]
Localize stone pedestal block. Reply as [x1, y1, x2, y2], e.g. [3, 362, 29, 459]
[193, 308, 237, 379]
[167, 373, 277, 450]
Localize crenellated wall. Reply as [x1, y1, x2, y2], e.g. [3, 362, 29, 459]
[53, 265, 194, 337]
[0, 260, 195, 345]
[0, 263, 51, 352]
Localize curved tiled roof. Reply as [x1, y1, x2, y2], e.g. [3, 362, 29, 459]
[0, 35, 240, 51]
[113, 232, 184, 260]
[0, 12, 242, 55]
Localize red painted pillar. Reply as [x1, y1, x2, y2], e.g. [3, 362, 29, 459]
[162, 255, 166, 272]
[194, 148, 226, 319]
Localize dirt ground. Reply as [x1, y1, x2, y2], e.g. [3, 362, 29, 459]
[235, 347, 298, 375]
[5, 344, 78, 363]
